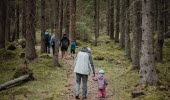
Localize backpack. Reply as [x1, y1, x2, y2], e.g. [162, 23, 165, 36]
[98, 78, 106, 89]
[62, 40, 69, 48]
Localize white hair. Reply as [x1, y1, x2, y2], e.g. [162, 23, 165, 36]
[87, 47, 91, 53]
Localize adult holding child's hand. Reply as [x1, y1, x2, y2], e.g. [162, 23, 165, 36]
[74, 47, 95, 99]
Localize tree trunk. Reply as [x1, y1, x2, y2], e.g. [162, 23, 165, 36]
[16, 2, 20, 40]
[5, 0, 10, 43]
[64, 0, 70, 37]
[69, 0, 76, 42]
[139, 0, 158, 86]
[94, 0, 98, 46]
[107, 0, 110, 36]
[156, 0, 164, 62]
[97, 0, 100, 38]
[0, 0, 6, 49]
[0, 75, 33, 91]
[132, 0, 142, 69]
[22, 0, 26, 38]
[125, 0, 131, 60]
[25, 0, 37, 60]
[59, 0, 64, 39]
[119, 0, 125, 48]
[115, 0, 120, 43]
[40, 0, 46, 54]
[53, 0, 60, 67]
[109, 0, 114, 40]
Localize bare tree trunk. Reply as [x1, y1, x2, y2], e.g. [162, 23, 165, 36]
[0, 0, 6, 49]
[107, 0, 110, 36]
[115, 0, 120, 43]
[132, 0, 142, 69]
[97, 0, 100, 38]
[25, 0, 37, 60]
[59, 0, 64, 39]
[94, 0, 98, 46]
[53, 0, 60, 67]
[64, 0, 70, 37]
[156, 0, 164, 62]
[119, 0, 125, 48]
[15, 1, 20, 40]
[125, 0, 131, 60]
[109, 0, 114, 40]
[5, 0, 10, 43]
[139, 0, 158, 86]
[69, 0, 76, 42]
[22, 0, 26, 38]
[40, 0, 46, 54]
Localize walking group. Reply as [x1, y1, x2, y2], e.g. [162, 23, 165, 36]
[44, 29, 76, 58]
[44, 29, 109, 99]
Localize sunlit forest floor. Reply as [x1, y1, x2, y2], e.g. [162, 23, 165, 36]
[0, 36, 170, 100]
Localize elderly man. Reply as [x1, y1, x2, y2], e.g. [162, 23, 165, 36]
[74, 47, 95, 99]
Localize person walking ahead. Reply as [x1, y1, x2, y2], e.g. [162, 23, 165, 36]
[60, 34, 70, 58]
[74, 47, 95, 99]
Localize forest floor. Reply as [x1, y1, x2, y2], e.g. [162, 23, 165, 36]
[0, 36, 170, 100]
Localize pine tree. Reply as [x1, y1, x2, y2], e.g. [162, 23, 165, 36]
[139, 0, 158, 86]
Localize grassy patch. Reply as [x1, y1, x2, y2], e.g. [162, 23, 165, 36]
[0, 58, 68, 100]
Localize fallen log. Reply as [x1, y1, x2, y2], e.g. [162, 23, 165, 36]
[0, 75, 33, 91]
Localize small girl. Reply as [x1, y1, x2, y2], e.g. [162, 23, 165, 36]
[93, 70, 108, 99]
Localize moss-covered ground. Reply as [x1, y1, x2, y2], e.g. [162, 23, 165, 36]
[0, 36, 169, 100]
[0, 57, 67, 100]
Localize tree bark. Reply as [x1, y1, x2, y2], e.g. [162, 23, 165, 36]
[139, 0, 158, 86]
[25, 0, 37, 60]
[40, 0, 46, 54]
[22, 0, 26, 38]
[125, 0, 131, 60]
[156, 0, 164, 62]
[107, 0, 110, 36]
[15, 2, 20, 40]
[0, 0, 7, 49]
[115, 0, 120, 43]
[94, 0, 98, 46]
[59, 0, 64, 39]
[64, 0, 70, 37]
[69, 0, 76, 42]
[119, 0, 125, 48]
[109, 0, 114, 40]
[0, 75, 33, 91]
[132, 0, 142, 69]
[5, 0, 10, 43]
[97, 0, 100, 38]
[53, 0, 60, 67]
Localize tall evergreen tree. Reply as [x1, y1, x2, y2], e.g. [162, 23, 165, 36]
[125, 0, 131, 60]
[156, 0, 164, 62]
[132, 0, 142, 69]
[119, 0, 125, 48]
[25, 0, 37, 60]
[69, 0, 76, 42]
[40, 0, 46, 54]
[109, 0, 114, 40]
[139, 0, 158, 86]
[0, 0, 7, 49]
[115, 0, 120, 43]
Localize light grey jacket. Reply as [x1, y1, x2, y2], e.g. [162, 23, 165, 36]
[74, 47, 95, 76]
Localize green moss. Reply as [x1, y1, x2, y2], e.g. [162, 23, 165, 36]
[39, 53, 52, 59]
[0, 49, 17, 60]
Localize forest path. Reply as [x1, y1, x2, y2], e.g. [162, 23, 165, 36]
[63, 54, 114, 100]
[35, 45, 114, 99]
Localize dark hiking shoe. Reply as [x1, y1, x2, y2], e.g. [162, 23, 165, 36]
[75, 96, 80, 99]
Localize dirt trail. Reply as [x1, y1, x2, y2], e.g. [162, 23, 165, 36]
[64, 54, 114, 100]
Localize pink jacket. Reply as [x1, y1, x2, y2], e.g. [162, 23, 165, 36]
[93, 74, 108, 89]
